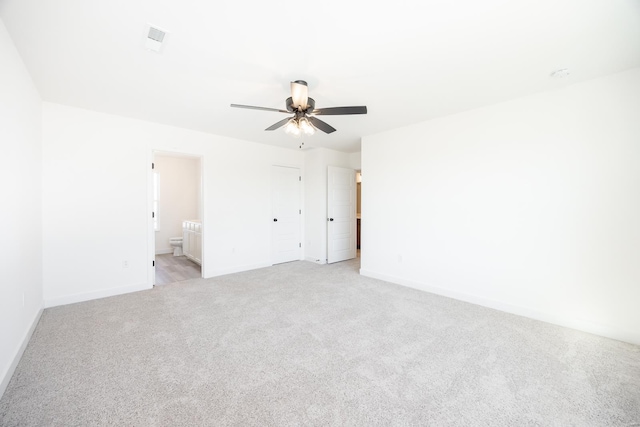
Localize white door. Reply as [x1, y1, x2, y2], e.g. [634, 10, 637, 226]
[327, 166, 356, 263]
[272, 166, 302, 264]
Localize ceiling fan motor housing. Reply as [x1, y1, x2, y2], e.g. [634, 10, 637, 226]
[286, 97, 315, 114]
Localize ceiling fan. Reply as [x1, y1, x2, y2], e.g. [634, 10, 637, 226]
[230, 80, 367, 136]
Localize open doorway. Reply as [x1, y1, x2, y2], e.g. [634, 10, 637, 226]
[152, 151, 203, 285]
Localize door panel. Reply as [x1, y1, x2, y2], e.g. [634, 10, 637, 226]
[327, 166, 356, 264]
[272, 166, 301, 264]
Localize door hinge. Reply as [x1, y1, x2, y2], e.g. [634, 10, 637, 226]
[299, 176, 301, 181]
[152, 212, 155, 218]
[152, 162, 155, 169]
[299, 243, 301, 248]
[152, 260, 155, 267]
[299, 209, 301, 214]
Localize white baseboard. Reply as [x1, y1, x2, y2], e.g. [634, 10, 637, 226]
[155, 248, 173, 255]
[360, 268, 640, 346]
[44, 282, 151, 308]
[305, 257, 326, 264]
[0, 306, 43, 399]
[210, 262, 272, 277]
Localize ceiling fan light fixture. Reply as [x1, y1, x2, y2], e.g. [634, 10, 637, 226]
[299, 117, 315, 135]
[284, 118, 301, 136]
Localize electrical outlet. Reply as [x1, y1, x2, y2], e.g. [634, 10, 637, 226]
[123, 260, 129, 268]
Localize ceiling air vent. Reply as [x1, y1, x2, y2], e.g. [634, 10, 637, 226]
[550, 68, 570, 79]
[145, 25, 167, 53]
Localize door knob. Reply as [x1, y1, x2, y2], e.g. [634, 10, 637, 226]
[273, 218, 278, 222]
[329, 218, 334, 221]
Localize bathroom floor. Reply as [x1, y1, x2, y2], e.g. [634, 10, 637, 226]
[154, 253, 201, 285]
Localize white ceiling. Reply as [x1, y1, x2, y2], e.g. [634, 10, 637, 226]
[2, 0, 639, 153]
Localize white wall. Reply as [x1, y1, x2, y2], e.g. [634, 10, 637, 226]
[349, 151, 362, 171]
[154, 155, 200, 254]
[42, 102, 304, 306]
[361, 68, 640, 345]
[0, 18, 43, 396]
[304, 148, 354, 263]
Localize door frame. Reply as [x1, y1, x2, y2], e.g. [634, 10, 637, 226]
[326, 165, 357, 264]
[148, 149, 205, 286]
[356, 169, 361, 252]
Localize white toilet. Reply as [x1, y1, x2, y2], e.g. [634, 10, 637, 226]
[169, 237, 183, 256]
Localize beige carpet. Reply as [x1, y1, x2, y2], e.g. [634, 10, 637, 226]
[1, 259, 639, 426]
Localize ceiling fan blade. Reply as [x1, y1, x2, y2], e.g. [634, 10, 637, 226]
[230, 104, 289, 113]
[308, 116, 336, 134]
[312, 106, 367, 115]
[265, 117, 292, 131]
[290, 80, 308, 109]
